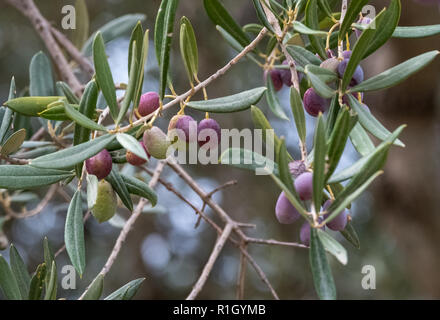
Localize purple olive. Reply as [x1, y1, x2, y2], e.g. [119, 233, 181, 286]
[265, 69, 283, 91]
[138, 92, 160, 117]
[275, 192, 301, 224]
[338, 59, 364, 86]
[294, 172, 313, 201]
[342, 50, 352, 59]
[289, 160, 306, 178]
[85, 149, 112, 180]
[197, 118, 221, 148]
[300, 222, 311, 246]
[126, 141, 150, 166]
[280, 60, 293, 87]
[303, 88, 329, 117]
[174, 115, 197, 143]
[322, 200, 348, 231]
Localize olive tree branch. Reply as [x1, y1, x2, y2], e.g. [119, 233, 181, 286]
[5, 0, 83, 95]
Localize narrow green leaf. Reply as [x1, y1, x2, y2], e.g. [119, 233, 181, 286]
[30, 133, 116, 169]
[73, 0, 90, 49]
[286, 45, 322, 68]
[43, 261, 57, 300]
[120, 174, 157, 206]
[0, 77, 16, 144]
[326, 107, 353, 180]
[4, 96, 64, 117]
[341, 26, 376, 91]
[186, 87, 267, 113]
[339, 0, 369, 41]
[305, 64, 338, 83]
[133, 30, 150, 109]
[74, 80, 99, 177]
[180, 17, 199, 84]
[128, 22, 143, 77]
[0, 255, 22, 300]
[277, 139, 295, 193]
[312, 114, 326, 211]
[81, 274, 104, 300]
[65, 102, 107, 132]
[340, 221, 360, 249]
[251, 0, 275, 34]
[329, 125, 405, 184]
[292, 21, 327, 36]
[317, 230, 348, 265]
[93, 32, 118, 121]
[82, 14, 146, 56]
[0, 165, 73, 190]
[350, 51, 440, 92]
[104, 278, 145, 300]
[266, 75, 289, 121]
[325, 171, 383, 226]
[363, 0, 401, 58]
[393, 24, 440, 38]
[28, 263, 46, 300]
[43, 237, 54, 273]
[154, 0, 179, 99]
[305, 0, 326, 58]
[250, 105, 283, 156]
[106, 165, 133, 211]
[349, 123, 375, 157]
[203, 0, 250, 47]
[30, 52, 54, 96]
[9, 245, 31, 299]
[219, 148, 279, 176]
[117, 41, 138, 125]
[65, 190, 86, 276]
[56, 81, 80, 104]
[290, 88, 306, 143]
[305, 65, 337, 99]
[309, 228, 336, 300]
[348, 94, 404, 147]
[116, 133, 148, 161]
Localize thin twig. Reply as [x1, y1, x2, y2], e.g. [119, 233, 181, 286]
[5, 0, 83, 95]
[50, 26, 94, 77]
[245, 237, 308, 249]
[236, 242, 247, 300]
[186, 223, 233, 300]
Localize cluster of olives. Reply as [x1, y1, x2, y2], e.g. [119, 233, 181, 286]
[267, 49, 369, 118]
[84, 91, 222, 222]
[274, 161, 349, 246]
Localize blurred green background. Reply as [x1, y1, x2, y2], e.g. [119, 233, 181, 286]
[0, 0, 439, 299]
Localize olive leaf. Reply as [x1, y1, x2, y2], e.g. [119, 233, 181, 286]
[317, 230, 348, 265]
[393, 24, 440, 38]
[310, 228, 336, 300]
[93, 32, 118, 121]
[104, 278, 145, 300]
[290, 88, 306, 144]
[65, 190, 86, 276]
[4, 96, 65, 117]
[106, 165, 133, 211]
[82, 14, 146, 56]
[0, 165, 74, 190]
[154, 0, 179, 99]
[81, 274, 104, 300]
[220, 148, 279, 176]
[0, 77, 16, 144]
[180, 16, 199, 84]
[9, 245, 31, 299]
[286, 45, 322, 68]
[116, 133, 148, 160]
[312, 114, 326, 211]
[65, 102, 107, 132]
[72, 0, 89, 49]
[266, 75, 289, 121]
[56, 81, 80, 104]
[186, 87, 267, 113]
[338, 0, 369, 41]
[120, 174, 158, 206]
[30, 51, 54, 97]
[0, 255, 22, 300]
[203, 0, 250, 47]
[305, 0, 326, 58]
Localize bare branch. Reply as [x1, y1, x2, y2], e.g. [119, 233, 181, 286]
[5, 0, 83, 95]
[186, 223, 233, 300]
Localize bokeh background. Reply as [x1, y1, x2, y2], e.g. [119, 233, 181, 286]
[0, 0, 439, 299]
